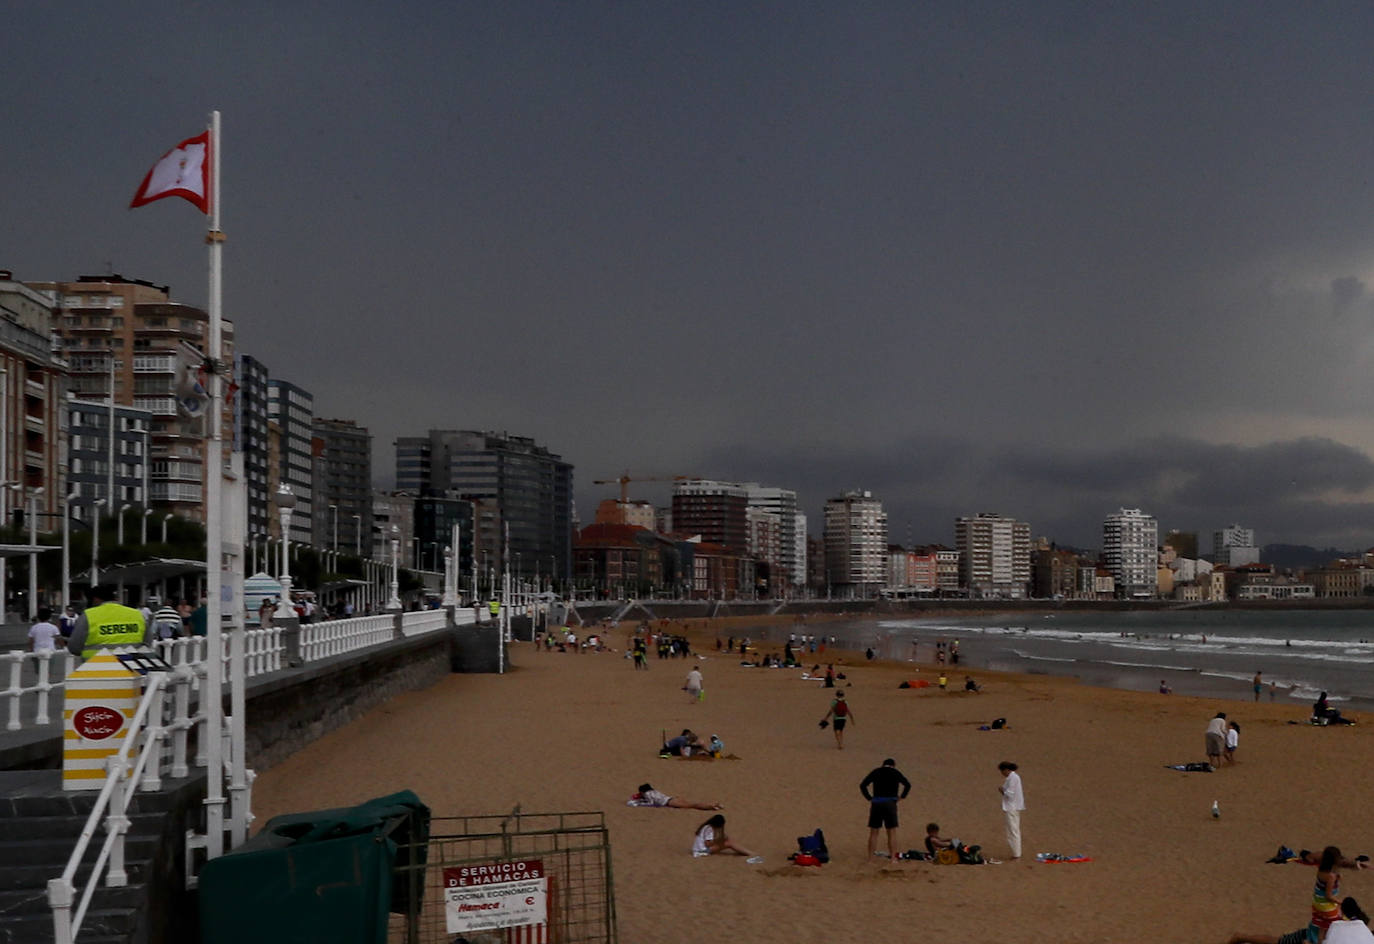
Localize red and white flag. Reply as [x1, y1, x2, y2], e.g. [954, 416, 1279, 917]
[129, 131, 211, 213]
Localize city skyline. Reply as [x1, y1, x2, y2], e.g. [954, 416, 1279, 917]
[8, 4, 1374, 549]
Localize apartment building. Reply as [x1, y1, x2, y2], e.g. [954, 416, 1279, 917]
[1103, 507, 1158, 598]
[955, 513, 1031, 598]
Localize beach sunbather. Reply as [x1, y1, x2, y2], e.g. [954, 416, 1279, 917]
[633, 783, 722, 810]
[691, 814, 756, 858]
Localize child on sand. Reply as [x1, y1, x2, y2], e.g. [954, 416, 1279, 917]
[1225, 721, 1240, 764]
[821, 691, 854, 749]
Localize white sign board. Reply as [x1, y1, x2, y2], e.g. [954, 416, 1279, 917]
[444, 859, 547, 934]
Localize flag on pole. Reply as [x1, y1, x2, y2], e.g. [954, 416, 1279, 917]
[129, 131, 211, 213]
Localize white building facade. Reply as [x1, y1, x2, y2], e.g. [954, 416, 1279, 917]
[1213, 524, 1260, 566]
[1103, 507, 1158, 598]
[823, 490, 888, 594]
[955, 513, 1031, 598]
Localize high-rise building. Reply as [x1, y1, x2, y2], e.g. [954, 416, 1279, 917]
[267, 379, 313, 544]
[0, 274, 67, 525]
[65, 401, 151, 515]
[670, 480, 806, 587]
[233, 354, 271, 541]
[311, 418, 372, 555]
[823, 490, 888, 594]
[955, 513, 1031, 598]
[1103, 508, 1158, 598]
[38, 274, 233, 522]
[372, 490, 415, 567]
[392, 430, 573, 579]
[1212, 524, 1260, 567]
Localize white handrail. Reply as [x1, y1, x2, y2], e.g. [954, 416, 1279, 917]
[47, 673, 167, 944]
[2, 648, 77, 731]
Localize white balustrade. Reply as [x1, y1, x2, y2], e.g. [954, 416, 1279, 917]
[2, 649, 77, 732]
[400, 609, 447, 636]
[299, 614, 394, 661]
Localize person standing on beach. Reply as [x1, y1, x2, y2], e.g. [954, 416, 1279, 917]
[998, 761, 1025, 860]
[1206, 712, 1228, 769]
[822, 691, 854, 749]
[1254, 671, 1263, 702]
[685, 666, 703, 702]
[860, 757, 911, 862]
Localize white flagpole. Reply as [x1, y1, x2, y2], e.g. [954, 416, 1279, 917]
[203, 108, 228, 859]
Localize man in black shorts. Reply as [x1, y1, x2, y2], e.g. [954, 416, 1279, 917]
[860, 757, 911, 861]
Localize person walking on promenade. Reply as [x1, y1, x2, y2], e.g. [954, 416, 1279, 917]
[1206, 712, 1228, 769]
[860, 757, 911, 862]
[998, 761, 1026, 860]
[822, 690, 854, 749]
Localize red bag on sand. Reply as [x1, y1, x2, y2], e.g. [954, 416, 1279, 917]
[791, 854, 821, 867]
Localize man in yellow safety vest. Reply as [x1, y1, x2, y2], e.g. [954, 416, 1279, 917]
[488, 599, 500, 620]
[67, 585, 152, 660]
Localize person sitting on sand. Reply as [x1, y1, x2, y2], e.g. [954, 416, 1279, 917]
[925, 823, 955, 856]
[633, 783, 722, 810]
[691, 814, 757, 858]
[1159, 679, 1172, 694]
[1314, 692, 1355, 725]
[1226, 851, 1350, 944]
[663, 729, 706, 756]
[964, 676, 981, 693]
[1326, 897, 1374, 944]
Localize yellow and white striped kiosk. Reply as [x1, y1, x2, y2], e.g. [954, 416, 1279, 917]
[62, 651, 142, 791]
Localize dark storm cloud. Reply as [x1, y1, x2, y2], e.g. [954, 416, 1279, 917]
[706, 435, 1374, 551]
[7, 3, 1374, 548]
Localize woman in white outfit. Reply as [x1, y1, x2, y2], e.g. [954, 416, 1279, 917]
[998, 761, 1025, 860]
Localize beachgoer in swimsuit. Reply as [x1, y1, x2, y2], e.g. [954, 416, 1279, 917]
[634, 783, 721, 810]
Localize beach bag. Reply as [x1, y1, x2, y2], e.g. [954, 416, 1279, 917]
[990, 718, 1006, 730]
[957, 843, 984, 865]
[795, 828, 829, 864]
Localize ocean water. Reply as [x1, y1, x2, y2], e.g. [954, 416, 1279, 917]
[768, 609, 1374, 713]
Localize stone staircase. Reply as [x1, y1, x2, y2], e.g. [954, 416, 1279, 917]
[0, 771, 205, 944]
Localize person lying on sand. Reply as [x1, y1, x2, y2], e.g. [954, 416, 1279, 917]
[629, 783, 722, 810]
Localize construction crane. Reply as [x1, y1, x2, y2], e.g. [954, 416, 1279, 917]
[593, 473, 691, 504]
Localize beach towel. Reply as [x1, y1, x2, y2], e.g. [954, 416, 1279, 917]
[1037, 853, 1092, 863]
[1165, 762, 1214, 772]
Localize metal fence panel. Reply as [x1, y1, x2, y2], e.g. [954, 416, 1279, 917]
[390, 810, 616, 944]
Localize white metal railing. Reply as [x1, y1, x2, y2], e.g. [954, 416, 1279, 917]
[299, 614, 394, 661]
[155, 627, 285, 689]
[453, 607, 478, 626]
[400, 609, 447, 636]
[47, 668, 196, 944]
[2, 649, 77, 731]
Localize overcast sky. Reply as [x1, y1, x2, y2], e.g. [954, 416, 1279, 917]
[8, 2, 1374, 550]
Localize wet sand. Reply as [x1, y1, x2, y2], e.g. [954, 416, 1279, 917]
[251, 617, 1374, 943]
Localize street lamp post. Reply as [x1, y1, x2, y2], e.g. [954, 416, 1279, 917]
[141, 507, 153, 545]
[273, 485, 297, 620]
[161, 513, 173, 544]
[62, 489, 78, 610]
[329, 504, 337, 553]
[442, 545, 455, 606]
[387, 526, 401, 610]
[91, 499, 107, 587]
[116, 502, 132, 546]
[351, 514, 360, 556]
[28, 487, 43, 619]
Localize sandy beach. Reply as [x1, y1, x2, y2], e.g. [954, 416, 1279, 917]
[252, 618, 1374, 943]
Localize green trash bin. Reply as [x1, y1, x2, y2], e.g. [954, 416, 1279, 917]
[199, 790, 430, 944]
